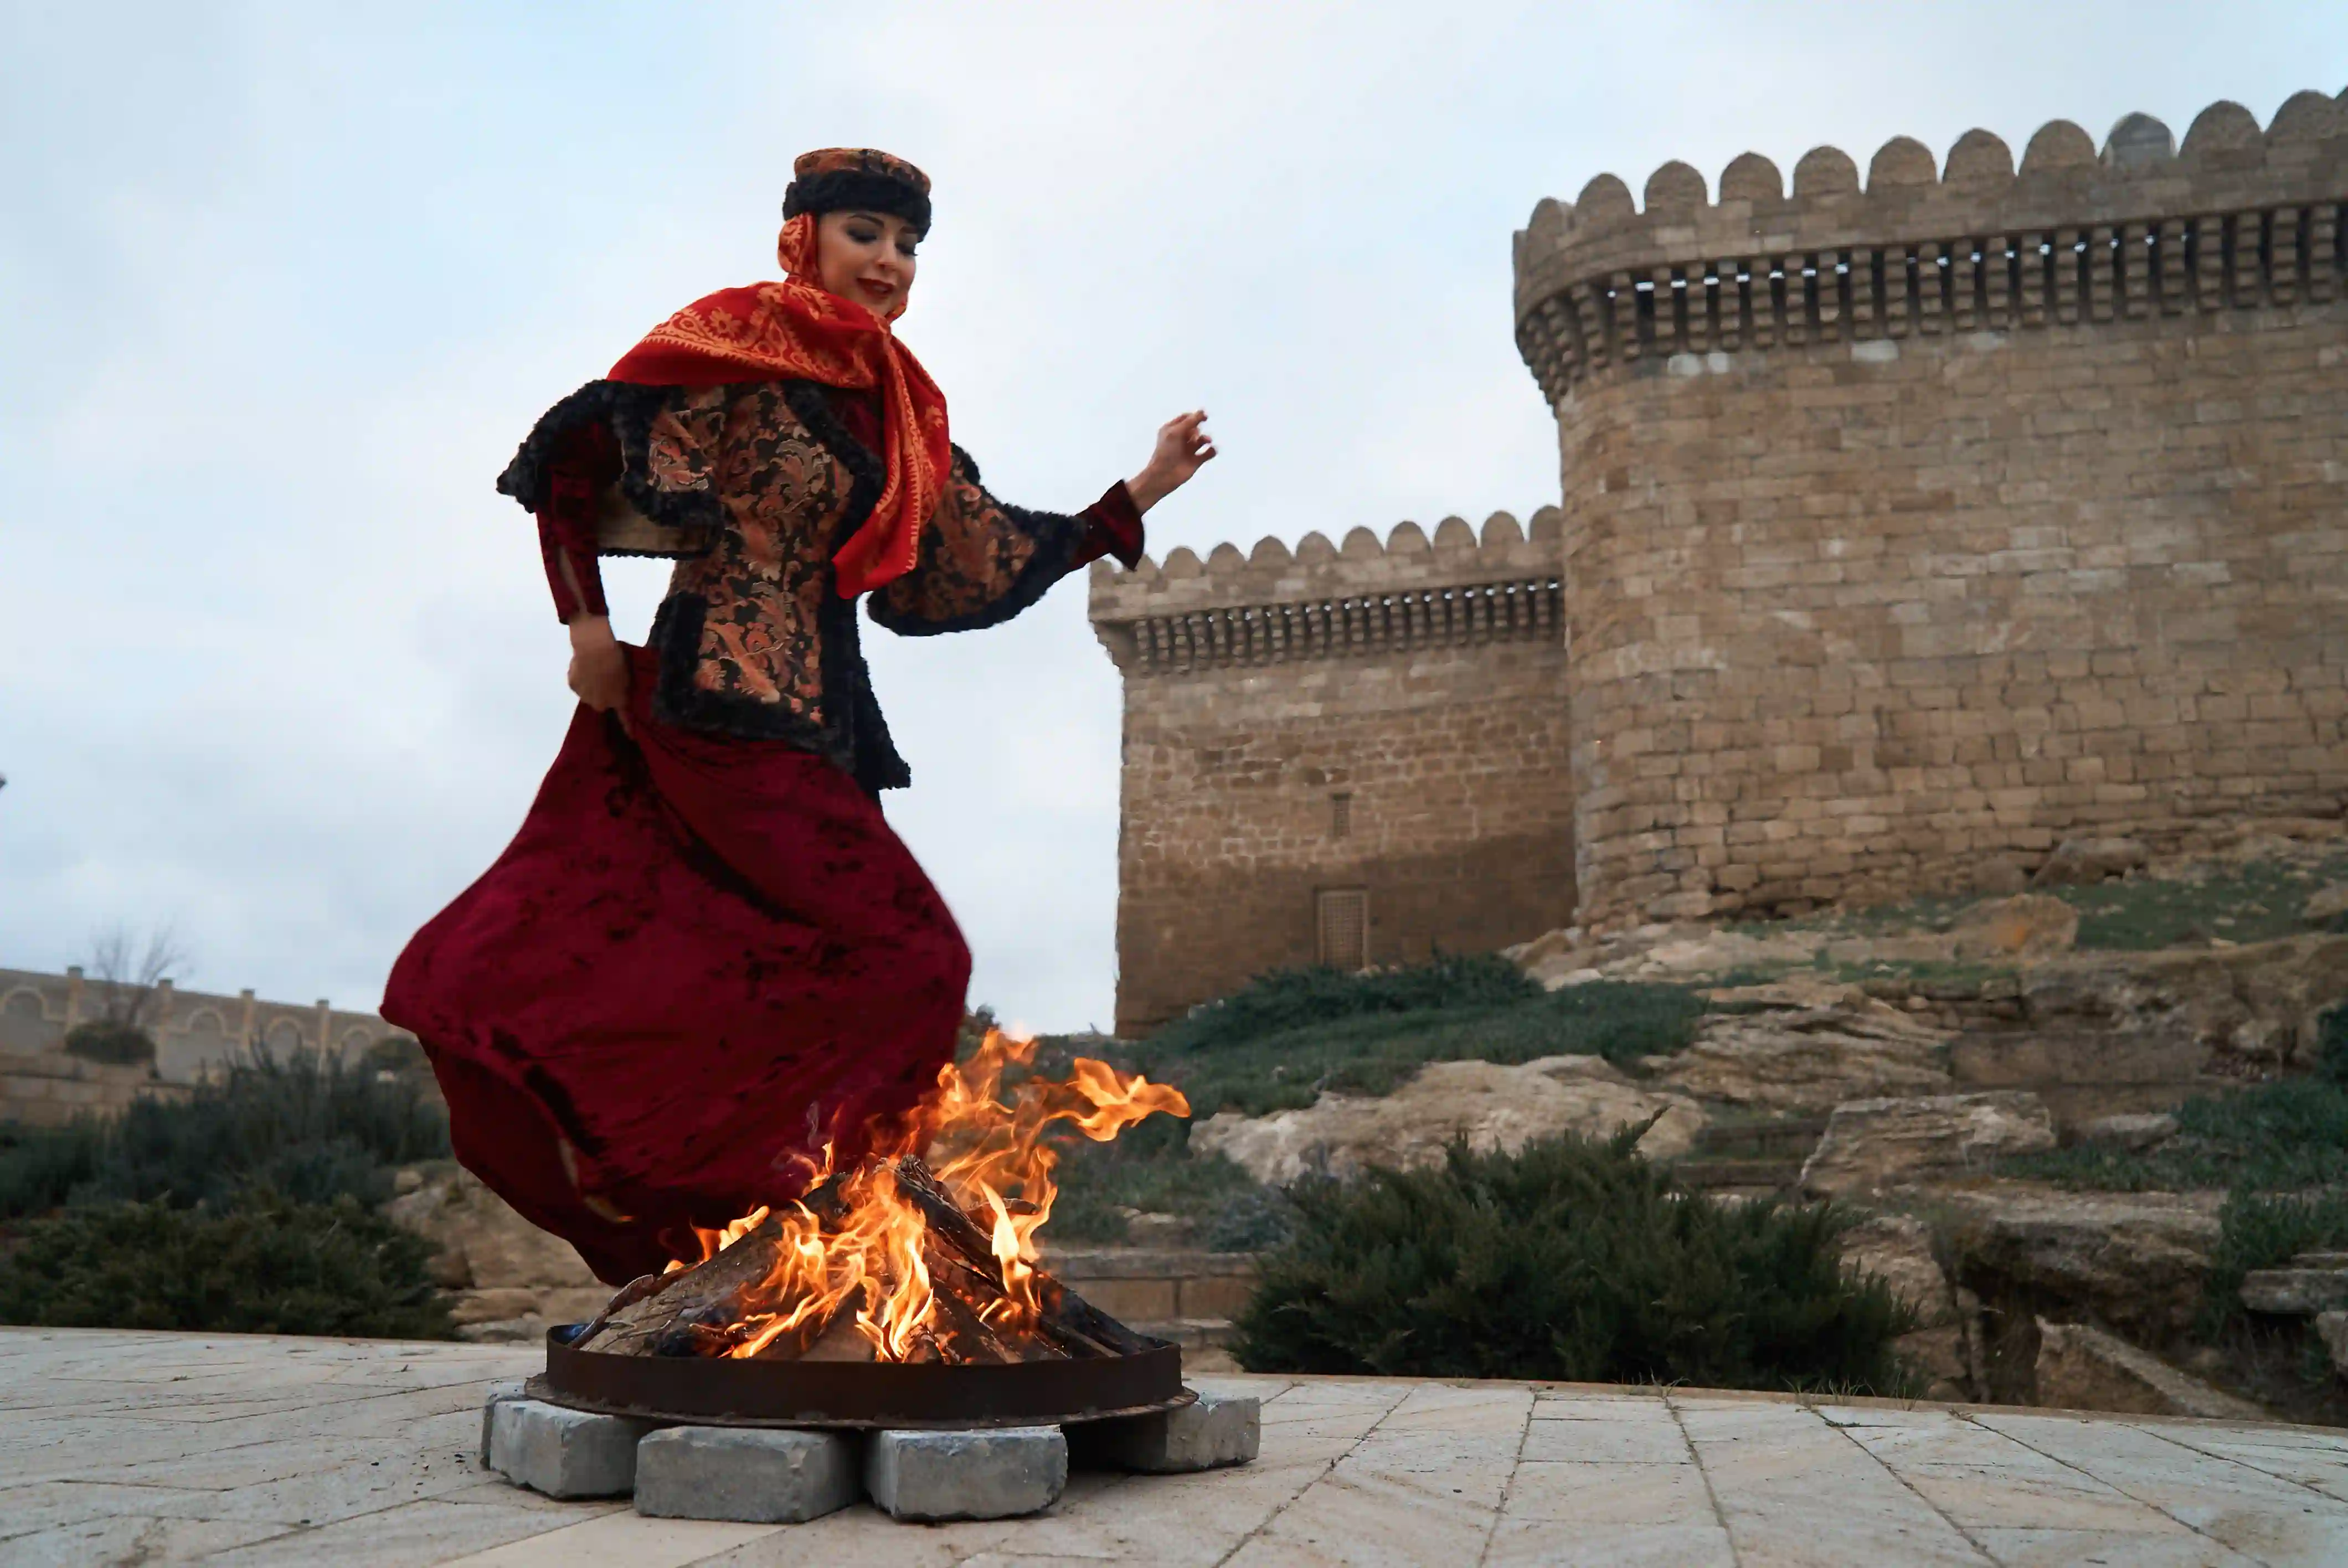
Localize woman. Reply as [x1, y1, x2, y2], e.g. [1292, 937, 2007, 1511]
[383, 148, 1213, 1285]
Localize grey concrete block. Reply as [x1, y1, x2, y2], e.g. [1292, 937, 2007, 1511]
[635, 1425, 860, 1524]
[478, 1379, 528, 1467]
[865, 1426, 1066, 1521]
[1076, 1391, 1260, 1473]
[488, 1397, 653, 1499]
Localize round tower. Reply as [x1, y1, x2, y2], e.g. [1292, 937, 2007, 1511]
[1515, 91, 2348, 926]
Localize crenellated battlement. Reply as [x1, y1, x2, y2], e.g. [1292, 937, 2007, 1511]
[1088, 508, 1564, 674]
[1514, 89, 2348, 402]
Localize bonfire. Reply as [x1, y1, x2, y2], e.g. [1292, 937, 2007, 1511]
[575, 1030, 1187, 1366]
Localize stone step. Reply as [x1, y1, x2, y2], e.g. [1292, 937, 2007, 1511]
[1130, 1317, 1236, 1349]
[1686, 1117, 1830, 1160]
[1669, 1157, 1805, 1192]
[1037, 1247, 1260, 1324]
[2239, 1266, 2348, 1316]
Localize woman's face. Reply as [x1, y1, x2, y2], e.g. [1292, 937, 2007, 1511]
[814, 209, 919, 319]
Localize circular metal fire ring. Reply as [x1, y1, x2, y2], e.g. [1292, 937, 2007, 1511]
[533, 1326, 1196, 1430]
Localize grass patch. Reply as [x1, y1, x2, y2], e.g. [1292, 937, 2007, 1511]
[1124, 958, 1705, 1120]
[1232, 1128, 1916, 1392]
[2061, 852, 2348, 951]
[0, 1189, 454, 1338]
[2003, 1005, 2348, 1193]
[1721, 849, 2348, 955]
[2001, 1078, 2348, 1193]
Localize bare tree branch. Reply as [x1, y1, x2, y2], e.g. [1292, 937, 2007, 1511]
[83, 922, 189, 1031]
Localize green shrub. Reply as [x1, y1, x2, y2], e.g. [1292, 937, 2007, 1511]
[1204, 1185, 1298, 1253]
[2200, 1188, 2348, 1340]
[1130, 964, 1704, 1120]
[2002, 1076, 2348, 1193]
[2319, 1004, 2348, 1087]
[1151, 955, 1541, 1056]
[1043, 1133, 1264, 1246]
[360, 1034, 431, 1076]
[1232, 1129, 1914, 1392]
[0, 1189, 454, 1339]
[0, 1121, 108, 1220]
[0, 1050, 449, 1220]
[62, 1022, 156, 1066]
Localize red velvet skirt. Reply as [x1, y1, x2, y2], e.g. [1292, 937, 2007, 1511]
[382, 647, 970, 1284]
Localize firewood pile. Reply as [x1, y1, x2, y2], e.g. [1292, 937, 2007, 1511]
[575, 1155, 1155, 1365]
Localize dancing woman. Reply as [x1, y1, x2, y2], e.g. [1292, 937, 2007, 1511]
[384, 149, 1213, 1283]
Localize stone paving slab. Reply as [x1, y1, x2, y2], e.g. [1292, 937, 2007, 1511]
[6, 1328, 2348, 1565]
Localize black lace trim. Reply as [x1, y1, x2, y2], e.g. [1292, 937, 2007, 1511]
[496, 379, 724, 547]
[865, 443, 1090, 638]
[783, 380, 913, 794]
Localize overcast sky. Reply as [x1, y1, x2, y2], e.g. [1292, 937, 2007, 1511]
[3, 3, 2342, 1033]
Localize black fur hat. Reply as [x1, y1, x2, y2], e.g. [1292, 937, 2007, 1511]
[783, 148, 933, 236]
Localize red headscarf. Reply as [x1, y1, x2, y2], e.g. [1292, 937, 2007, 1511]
[605, 213, 950, 596]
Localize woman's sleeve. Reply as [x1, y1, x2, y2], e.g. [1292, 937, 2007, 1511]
[866, 447, 1146, 636]
[534, 424, 620, 623]
[498, 383, 729, 622]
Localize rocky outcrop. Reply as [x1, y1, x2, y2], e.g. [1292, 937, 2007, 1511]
[2074, 1112, 2179, 1151]
[1799, 1092, 2056, 1196]
[1654, 984, 1954, 1113]
[2017, 933, 2348, 1077]
[1188, 1055, 1704, 1187]
[1953, 895, 2080, 961]
[1841, 1214, 1956, 1326]
[2317, 1312, 2348, 1379]
[2033, 1319, 2266, 1420]
[383, 1164, 609, 1342]
[2239, 1252, 2348, 1316]
[2032, 838, 2150, 888]
[1839, 1214, 1980, 1400]
[1944, 933, 2348, 1126]
[1938, 1182, 2222, 1349]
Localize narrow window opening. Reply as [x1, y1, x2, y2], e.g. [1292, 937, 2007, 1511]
[1330, 792, 1353, 839]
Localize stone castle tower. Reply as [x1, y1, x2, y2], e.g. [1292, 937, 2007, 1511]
[1094, 89, 2348, 1034]
[1089, 518, 1571, 1034]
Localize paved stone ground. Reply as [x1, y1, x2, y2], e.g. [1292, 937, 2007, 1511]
[7, 1329, 2348, 1565]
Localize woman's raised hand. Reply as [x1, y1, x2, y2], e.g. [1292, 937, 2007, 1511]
[1126, 410, 1217, 514]
[567, 615, 632, 729]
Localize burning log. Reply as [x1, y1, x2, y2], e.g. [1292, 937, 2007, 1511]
[569, 1030, 1188, 1368]
[888, 1156, 1152, 1358]
[581, 1214, 792, 1355]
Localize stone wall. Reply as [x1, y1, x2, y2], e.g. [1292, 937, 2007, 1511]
[1090, 515, 1572, 1034]
[0, 964, 409, 1092]
[1515, 90, 2348, 927]
[0, 1049, 190, 1128]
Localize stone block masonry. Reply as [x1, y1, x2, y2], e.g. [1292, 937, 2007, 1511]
[864, 1426, 1068, 1521]
[486, 1397, 652, 1499]
[1091, 515, 1573, 1034]
[1513, 89, 2348, 929]
[1094, 88, 2348, 1025]
[634, 1425, 861, 1523]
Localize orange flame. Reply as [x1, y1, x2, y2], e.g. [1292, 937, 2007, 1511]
[697, 1029, 1186, 1362]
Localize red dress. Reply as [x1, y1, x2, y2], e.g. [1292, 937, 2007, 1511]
[384, 376, 1140, 1283]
